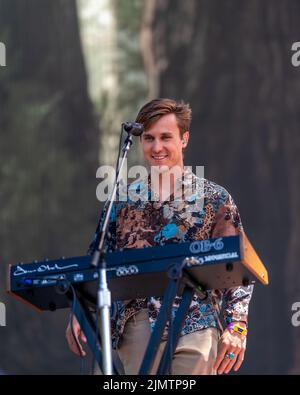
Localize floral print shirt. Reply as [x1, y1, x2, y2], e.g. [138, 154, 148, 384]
[89, 168, 253, 349]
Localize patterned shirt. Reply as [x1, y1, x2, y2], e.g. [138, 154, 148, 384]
[89, 168, 253, 349]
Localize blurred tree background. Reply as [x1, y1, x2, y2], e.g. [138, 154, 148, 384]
[0, 0, 100, 374]
[1, 0, 300, 374]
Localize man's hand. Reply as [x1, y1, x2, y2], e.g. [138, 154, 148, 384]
[213, 323, 247, 374]
[66, 315, 87, 357]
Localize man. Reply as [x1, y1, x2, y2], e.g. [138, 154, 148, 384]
[66, 98, 253, 375]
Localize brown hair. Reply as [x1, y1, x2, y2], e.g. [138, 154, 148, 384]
[135, 98, 192, 137]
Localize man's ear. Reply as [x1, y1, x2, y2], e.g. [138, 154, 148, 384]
[182, 131, 190, 147]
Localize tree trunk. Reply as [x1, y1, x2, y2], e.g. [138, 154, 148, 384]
[0, 0, 99, 373]
[141, 0, 300, 374]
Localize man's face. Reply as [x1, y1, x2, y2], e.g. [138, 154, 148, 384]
[141, 113, 189, 171]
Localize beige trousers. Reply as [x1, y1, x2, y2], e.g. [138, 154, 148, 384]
[117, 309, 219, 375]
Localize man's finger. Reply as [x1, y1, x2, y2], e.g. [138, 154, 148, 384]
[72, 339, 86, 357]
[213, 341, 229, 371]
[73, 336, 86, 357]
[71, 343, 83, 357]
[66, 328, 86, 357]
[80, 331, 87, 343]
[224, 350, 239, 374]
[233, 349, 245, 372]
[217, 348, 234, 374]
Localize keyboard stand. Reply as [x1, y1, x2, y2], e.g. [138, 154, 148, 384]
[139, 260, 203, 375]
[156, 282, 195, 375]
[67, 261, 205, 376]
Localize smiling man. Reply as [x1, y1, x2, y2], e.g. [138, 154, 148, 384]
[139, 110, 189, 203]
[66, 98, 253, 375]
[140, 112, 188, 169]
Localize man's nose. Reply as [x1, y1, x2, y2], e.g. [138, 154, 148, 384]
[152, 139, 163, 152]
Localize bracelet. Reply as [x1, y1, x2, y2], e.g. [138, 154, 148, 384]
[227, 323, 248, 336]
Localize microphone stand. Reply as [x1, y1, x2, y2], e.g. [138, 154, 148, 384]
[91, 123, 142, 375]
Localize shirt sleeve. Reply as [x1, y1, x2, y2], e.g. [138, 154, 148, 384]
[211, 190, 254, 326]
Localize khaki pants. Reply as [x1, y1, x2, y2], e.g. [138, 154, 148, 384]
[117, 309, 219, 375]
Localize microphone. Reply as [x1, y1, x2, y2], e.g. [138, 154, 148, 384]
[122, 122, 144, 136]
